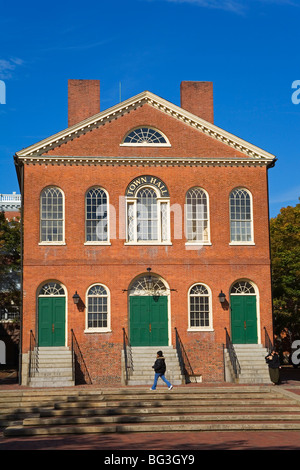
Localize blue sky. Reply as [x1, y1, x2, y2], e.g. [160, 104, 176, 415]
[0, 0, 299, 218]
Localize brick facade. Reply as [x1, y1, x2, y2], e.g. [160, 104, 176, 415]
[15, 80, 276, 385]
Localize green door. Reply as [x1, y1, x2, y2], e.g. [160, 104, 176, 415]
[230, 295, 257, 344]
[130, 296, 168, 346]
[38, 297, 66, 347]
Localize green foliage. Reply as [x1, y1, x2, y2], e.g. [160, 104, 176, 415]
[0, 211, 21, 314]
[270, 199, 300, 335]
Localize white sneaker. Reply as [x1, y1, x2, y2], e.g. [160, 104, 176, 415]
[150, 388, 156, 391]
[168, 385, 173, 390]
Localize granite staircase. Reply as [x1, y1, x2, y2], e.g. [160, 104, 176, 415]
[29, 347, 75, 387]
[126, 346, 184, 386]
[3, 386, 300, 436]
[225, 344, 271, 384]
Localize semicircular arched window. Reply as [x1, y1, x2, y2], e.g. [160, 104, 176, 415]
[121, 127, 170, 146]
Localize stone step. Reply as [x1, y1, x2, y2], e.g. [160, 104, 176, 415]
[3, 386, 300, 436]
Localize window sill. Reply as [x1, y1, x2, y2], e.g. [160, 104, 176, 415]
[229, 242, 255, 246]
[124, 242, 172, 246]
[84, 329, 112, 334]
[39, 242, 66, 246]
[84, 242, 111, 246]
[187, 328, 214, 332]
[185, 242, 212, 246]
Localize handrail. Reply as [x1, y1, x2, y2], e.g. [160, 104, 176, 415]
[71, 329, 92, 385]
[174, 327, 197, 384]
[224, 327, 241, 379]
[29, 330, 38, 377]
[122, 328, 133, 383]
[263, 327, 274, 353]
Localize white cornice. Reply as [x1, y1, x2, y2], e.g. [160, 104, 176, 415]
[18, 155, 272, 167]
[15, 90, 276, 163]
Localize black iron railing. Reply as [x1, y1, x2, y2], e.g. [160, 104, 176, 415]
[174, 327, 197, 384]
[122, 328, 133, 384]
[29, 330, 38, 378]
[71, 329, 92, 385]
[224, 327, 241, 379]
[264, 327, 274, 353]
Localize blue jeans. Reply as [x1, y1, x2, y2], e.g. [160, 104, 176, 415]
[151, 372, 171, 390]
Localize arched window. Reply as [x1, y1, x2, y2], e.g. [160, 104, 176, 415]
[40, 187, 64, 243]
[85, 187, 109, 243]
[188, 284, 212, 330]
[229, 188, 253, 243]
[86, 284, 110, 332]
[39, 282, 65, 296]
[230, 281, 256, 295]
[185, 188, 210, 243]
[126, 177, 170, 245]
[122, 127, 170, 146]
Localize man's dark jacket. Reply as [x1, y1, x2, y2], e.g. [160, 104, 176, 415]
[152, 357, 166, 375]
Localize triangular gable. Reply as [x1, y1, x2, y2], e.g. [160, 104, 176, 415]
[14, 90, 276, 163]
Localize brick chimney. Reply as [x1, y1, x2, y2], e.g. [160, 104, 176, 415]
[68, 79, 100, 127]
[180, 81, 214, 123]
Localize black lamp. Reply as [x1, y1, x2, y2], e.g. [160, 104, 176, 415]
[218, 290, 226, 303]
[147, 267, 153, 291]
[72, 291, 80, 305]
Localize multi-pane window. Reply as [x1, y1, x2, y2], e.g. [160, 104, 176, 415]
[126, 186, 170, 244]
[230, 188, 253, 243]
[186, 188, 210, 243]
[189, 284, 212, 329]
[40, 187, 64, 243]
[86, 187, 108, 242]
[122, 127, 169, 145]
[86, 284, 109, 330]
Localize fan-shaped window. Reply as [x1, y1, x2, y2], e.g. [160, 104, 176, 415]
[122, 127, 170, 146]
[230, 188, 253, 243]
[39, 282, 65, 296]
[129, 276, 167, 296]
[230, 281, 256, 295]
[40, 186, 64, 243]
[86, 284, 110, 331]
[188, 284, 212, 330]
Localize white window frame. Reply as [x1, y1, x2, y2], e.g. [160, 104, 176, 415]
[188, 283, 213, 332]
[229, 187, 255, 245]
[39, 186, 65, 245]
[125, 185, 171, 245]
[85, 283, 111, 333]
[84, 186, 111, 246]
[185, 187, 211, 246]
[120, 126, 171, 147]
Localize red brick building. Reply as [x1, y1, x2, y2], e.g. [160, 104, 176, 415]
[14, 80, 276, 386]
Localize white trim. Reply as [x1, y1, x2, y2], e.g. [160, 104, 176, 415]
[39, 186, 65, 245]
[120, 126, 171, 147]
[188, 283, 213, 332]
[229, 279, 261, 345]
[127, 273, 172, 346]
[15, 91, 276, 162]
[36, 280, 68, 347]
[229, 187, 254, 244]
[85, 186, 110, 244]
[125, 183, 171, 245]
[185, 187, 211, 244]
[84, 283, 111, 333]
